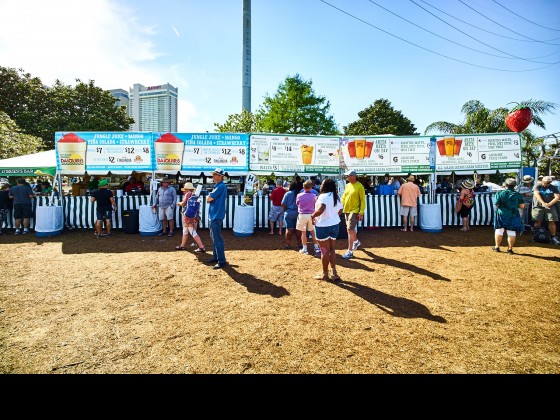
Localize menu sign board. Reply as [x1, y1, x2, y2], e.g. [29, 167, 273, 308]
[434, 133, 521, 172]
[156, 132, 249, 173]
[55, 131, 153, 174]
[249, 134, 340, 174]
[341, 136, 432, 175]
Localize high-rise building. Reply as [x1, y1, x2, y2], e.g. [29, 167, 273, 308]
[129, 83, 178, 132]
[108, 88, 129, 109]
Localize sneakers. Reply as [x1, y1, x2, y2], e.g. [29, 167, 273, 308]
[341, 250, 354, 259]
[22, 229, 29, 235]
[492, 247, 500, 252]
[507, 248, 514, 254]
[14, 229, 21, 235]
[314, 245, 321, 254]
[552, 237, 560, 246]
[299, 247, 309, 255]
[352, 240, 361, 250]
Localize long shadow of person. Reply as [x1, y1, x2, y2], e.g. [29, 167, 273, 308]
[333, 280, 446, 323]
[219, 264, 290, 298]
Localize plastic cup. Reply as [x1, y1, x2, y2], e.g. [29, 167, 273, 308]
[436, 139, 446, 156]
[355, 139, 365, 159]
[444, 137, 455, 157]
[347, 141, 356, 158]
[454, 139, 462, 156]
[365, 141, 373, 158]
[301, 145, 314, 164]
[57, 133, 87, 174]
[155, 133, 184, 172]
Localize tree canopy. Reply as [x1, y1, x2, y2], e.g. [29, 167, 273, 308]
[0, 66, 134, 152]
[343, 99, 418, 136]
[214, 108, 264, 133]
[0, 111, 44, 159]
[255, 74, 339, 135]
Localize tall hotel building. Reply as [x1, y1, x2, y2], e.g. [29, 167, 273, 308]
[127, 83, 178, 132]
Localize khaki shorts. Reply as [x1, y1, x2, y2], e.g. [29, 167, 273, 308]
[344, 212, 359, 230]
[296, 213, 314, 231]
[400, 206, 418, 217]
[532, 206, 559, 222]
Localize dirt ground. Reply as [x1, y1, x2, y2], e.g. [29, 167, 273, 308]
[1, 224, 559, 374]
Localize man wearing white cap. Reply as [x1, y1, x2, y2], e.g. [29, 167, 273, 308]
[341, 170, 366, 259]
[206, 168, 228, 269]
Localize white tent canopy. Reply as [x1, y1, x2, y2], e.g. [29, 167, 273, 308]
[0, 150, 57, 177]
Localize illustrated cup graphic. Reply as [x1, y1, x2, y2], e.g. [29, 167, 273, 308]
[444, 137, 455, 157]
[301, 145, 314, 164]
[258, 146, 269, 163]
[453, 139, 462, 156]
[155, 133, 184, 172]
[355, 139, 366, 159]
[365, 141, 373, 158]
[347, 141, 356, 158]
[436, 139, 446, 156]
[57, 132, 87, 174]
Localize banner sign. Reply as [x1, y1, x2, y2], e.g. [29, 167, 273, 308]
[153, 132, 249, 174]
[249, 134, 340, 174]
[341, 136, 432, 175]
[434, 133, 522, 172]
[243, 172, 257, 206]
[55, 131, 153, 174]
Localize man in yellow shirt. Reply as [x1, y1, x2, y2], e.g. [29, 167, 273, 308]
[341, 170, 366, 259]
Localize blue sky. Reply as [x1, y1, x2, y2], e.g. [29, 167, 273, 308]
[1, 0, 559, 141]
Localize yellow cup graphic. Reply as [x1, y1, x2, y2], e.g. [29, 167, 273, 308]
[301, 145, 314, 164]
[444, 137, 455, 157]
[155, 133, 184, 172]
[57, 132, 87, 174]
[355, 139, 366, 159]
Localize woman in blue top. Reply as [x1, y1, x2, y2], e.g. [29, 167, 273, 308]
[492, 178, 525, 254]
[281, 180, 302, 250]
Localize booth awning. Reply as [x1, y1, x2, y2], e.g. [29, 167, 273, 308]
[0, 150, 57, 177]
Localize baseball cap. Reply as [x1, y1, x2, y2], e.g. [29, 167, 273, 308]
[211, 168, 225, 176]
[344, 170, 357, 177]
[98, 179, 108, 187]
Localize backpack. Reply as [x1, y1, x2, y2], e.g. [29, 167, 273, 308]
[184, 195, 201, 219]
[532, 226, 551, 244]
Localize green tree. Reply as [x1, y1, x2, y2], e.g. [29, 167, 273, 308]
[0, 111, 44, 159]
[343, 98, 418, 136]
[0, 66, 134, 149]
[214, 108, 264, 133]
[256, 74, 339, 135]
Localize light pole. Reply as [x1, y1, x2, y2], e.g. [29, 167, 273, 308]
[242, 0, 251, 112]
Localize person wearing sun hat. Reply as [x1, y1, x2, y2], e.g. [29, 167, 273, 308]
[457, 179, 475, 232]
[492, 178, 525, 254]
[153, 177, 177, 237]
[175, 182, 206, 252]
[205, 168, 228, 269]
[89, 179, 117, 238]
[532, 175, 560, 245]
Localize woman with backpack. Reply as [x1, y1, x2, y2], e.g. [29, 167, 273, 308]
[492, 178, 525, 254]
[175, 182, 205, 252]
[281, 180, 303, 250]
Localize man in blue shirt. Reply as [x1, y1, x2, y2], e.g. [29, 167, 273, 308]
[206, 168, 228, 269]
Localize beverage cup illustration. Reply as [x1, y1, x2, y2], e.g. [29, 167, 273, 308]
[444, 137, 455, 157]
[453, 139, 462, 156]
[365, 141, 373, 158]
[258, 146, 270, 163]
[301, 145, 314, 164]
[155, 133, 184, 172]
[436, 139, 446, 156]
[347, 141, 356, 158]
[355, 139, 366, 159]
[57, 132, 87, 174]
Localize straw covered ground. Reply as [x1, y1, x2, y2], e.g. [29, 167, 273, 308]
[1, 225, 559, 374]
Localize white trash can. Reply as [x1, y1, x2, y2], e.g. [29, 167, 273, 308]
[139, 205, 162, 236]
[419, 203, 443, 233]
[35, 205, 64, 237]
[233, 204, 255, 237]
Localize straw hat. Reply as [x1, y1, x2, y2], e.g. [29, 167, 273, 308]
[161, 178, 172, 183]
[181, 182, 195, 192]
[522, 175, 534, 183]
[407, 175, 415, 182]
[461, 180, 474, 189]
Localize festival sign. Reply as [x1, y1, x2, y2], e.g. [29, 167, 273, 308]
[249, 134, 340, 174]
[434, 133, 522, 172]
[154, 132, 249, 174]
[55, 131, 153, 174]
[341, 136, 432, 175]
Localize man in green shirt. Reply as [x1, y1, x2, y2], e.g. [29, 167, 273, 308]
[341, 170, 366, 259]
